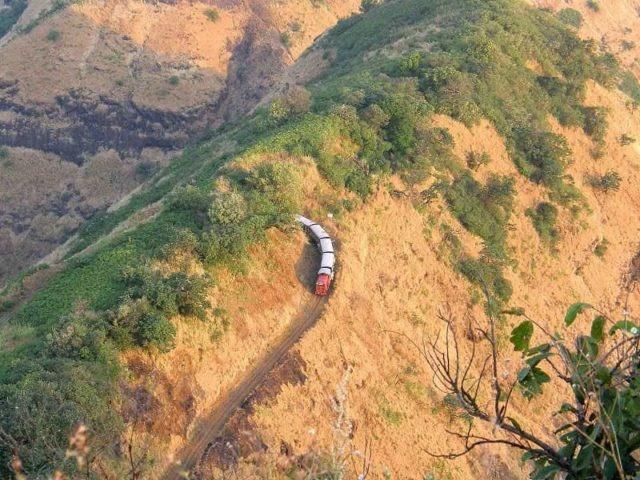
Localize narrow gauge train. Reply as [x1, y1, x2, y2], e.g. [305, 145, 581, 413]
[296, 215, 335, 296]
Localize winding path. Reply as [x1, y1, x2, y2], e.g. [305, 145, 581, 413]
[162, 294, 328, 480]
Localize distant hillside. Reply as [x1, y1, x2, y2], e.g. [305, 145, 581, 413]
[0, 0, 360, 286]
[1, 0, 639, 478]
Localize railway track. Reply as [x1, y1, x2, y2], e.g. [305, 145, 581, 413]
[162, 294, 328, 480]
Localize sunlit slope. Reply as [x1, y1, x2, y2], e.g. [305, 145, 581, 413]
[1, 0, 639, 478]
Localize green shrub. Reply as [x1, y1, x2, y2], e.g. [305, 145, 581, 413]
[46, 29, 61, 41]
[136, 310, 176, 351]
[557, 8, 583, 29]
[168, 75, 180, 86]
[466, 151, 491, 171]
[512, 128, 571, 187]
[588, 170, 621, 193]
[245, 161, 302, 226]
[168, 185, 210, 213]
[586, 0, 600, 12]
[582, 106, 608, 144]
[619, 71, 640, 103]
[280, 32, 291, 48]
[380, 92, 432, 161]
[122, 266, 211, 322]
[594, 238, 609, 257]
[203, 7, 220, 22]
[399, 51, 423, 76]
[445, 173, 515, 258]
[526, 202, 559, 247]
[46, 311, 110, 361]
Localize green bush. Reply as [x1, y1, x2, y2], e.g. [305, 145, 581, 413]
[361, 103, 390, 129]
[557, 8, 583, 29]
[168, 185, 210, 214]
[46, 312, 110, 361]
[0, 299, 16, 313]
[46, 29, 61, 41]
[399, 51, 423, 76]
[267, 86, 312, 125]
[512, 128, 571, 187]
[526, 202, 559, 247]
[380, 92, 433, 161]
[466, 151, 491, 171]
[168, 75, 180, 86]
[203, 7, 220, 22]
[582, 106, 608, 145]
[594, 238, 609, 257]
[619, 71, 640, 103]
[588, 170, 621, 193]
[445, 173, 515, 258]
[586, 0, 600, 12]
[280, 32, 291, 48]
[122, 265, 210, 322]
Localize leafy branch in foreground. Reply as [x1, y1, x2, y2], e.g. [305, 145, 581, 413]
[406, 299, 639, 479]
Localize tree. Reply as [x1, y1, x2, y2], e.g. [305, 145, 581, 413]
[407, 297, 640, 479]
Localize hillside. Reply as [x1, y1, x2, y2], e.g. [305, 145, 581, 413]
[0, 0, 360, 285]
[1, 0, 640, 478]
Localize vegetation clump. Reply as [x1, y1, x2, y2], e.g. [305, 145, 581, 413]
[593, 238, 609, 257]
[526, 202, 560, 247]
[586, 0, 600, 12]
[445, 173, 515, 259]
[557, 8, 583, 29]
[203, 7, 220, 22]
[588, 170, 621, 193]
[46, 29, 61, 41]
[465, 150, 491, 171]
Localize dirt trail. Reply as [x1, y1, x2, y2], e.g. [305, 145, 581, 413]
[163, 294, 328, 480]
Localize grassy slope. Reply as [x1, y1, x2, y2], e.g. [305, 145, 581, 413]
[0, 0, 631, 475]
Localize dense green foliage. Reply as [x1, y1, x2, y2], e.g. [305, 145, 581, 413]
[588, 170, 622, 193]
[445, 173, 515, 258]
[510, 305, 640, 478]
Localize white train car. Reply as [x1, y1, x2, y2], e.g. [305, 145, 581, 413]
[296, 215, 335, 296]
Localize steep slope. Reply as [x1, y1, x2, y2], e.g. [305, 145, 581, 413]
[1, 0, 640, 478]
[0, 0, 360, 286]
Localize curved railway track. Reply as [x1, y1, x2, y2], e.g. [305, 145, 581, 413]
[163, 294, 328, 480]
